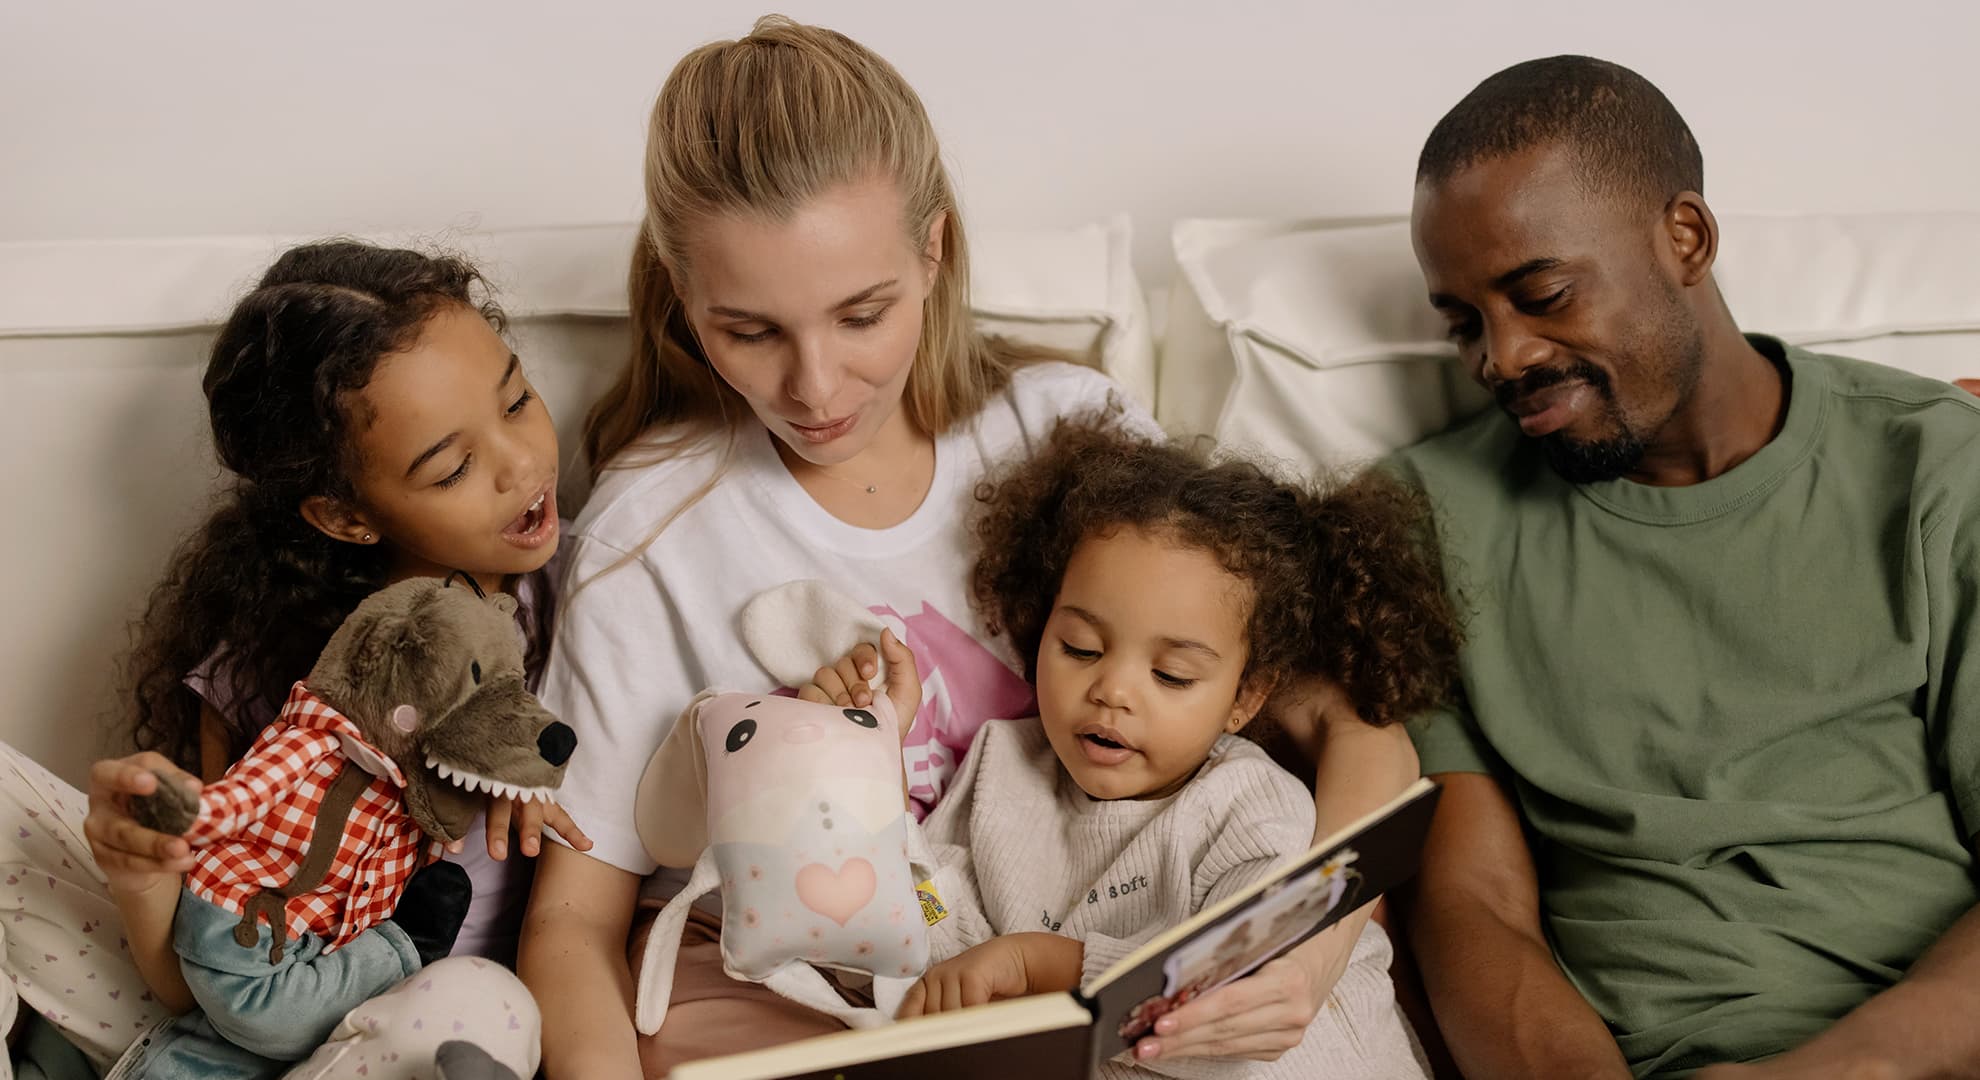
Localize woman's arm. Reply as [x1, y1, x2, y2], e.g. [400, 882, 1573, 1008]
[518, 843, 644, 1080]
[1134, 683, 1420, 1063]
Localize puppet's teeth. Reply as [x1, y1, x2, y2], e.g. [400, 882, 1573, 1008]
[427, 759, 556, 805]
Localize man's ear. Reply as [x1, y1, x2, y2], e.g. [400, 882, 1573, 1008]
[1664, 192, 1718, 289]
[300, 495, 381, 547]
[1226, 677, 1273, 734]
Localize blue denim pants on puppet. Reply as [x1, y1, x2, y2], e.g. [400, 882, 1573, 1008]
[104, 888, 420, 1080]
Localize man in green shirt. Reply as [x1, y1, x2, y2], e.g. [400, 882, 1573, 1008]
[1395, 56, 1980, 1078]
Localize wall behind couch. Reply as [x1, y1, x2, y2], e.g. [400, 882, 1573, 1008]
[4, 0, 1977, 280]
[2, 1, 1976, 783]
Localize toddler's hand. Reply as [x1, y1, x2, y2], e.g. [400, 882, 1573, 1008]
[85, 752, 199, 896]
[897, 936, 1033, 1018]
[799, 630, 922, 743]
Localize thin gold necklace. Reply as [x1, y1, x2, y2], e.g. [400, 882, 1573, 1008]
[793, 440, 931, 495]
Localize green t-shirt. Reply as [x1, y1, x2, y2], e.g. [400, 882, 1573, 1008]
[1393, 338, 1980, 1077]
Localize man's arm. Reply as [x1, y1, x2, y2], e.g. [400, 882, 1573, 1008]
[1698, 897, 1980, 1078]
[1402, 771, 1632, 1080]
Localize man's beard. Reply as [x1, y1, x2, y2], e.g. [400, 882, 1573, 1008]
[1499, 301, 1707, 485]
[1498, 361, 1645, 484]
[1540, 424, 1645, 484]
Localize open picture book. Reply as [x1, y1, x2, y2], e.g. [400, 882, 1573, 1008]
[666, 777, 1443, 1080]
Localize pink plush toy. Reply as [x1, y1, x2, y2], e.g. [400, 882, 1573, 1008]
[631, 689, 932, 1033]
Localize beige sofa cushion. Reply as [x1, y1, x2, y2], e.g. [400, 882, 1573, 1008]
[0, 220, 1151, 784]
[1162, 213, 1980, 471]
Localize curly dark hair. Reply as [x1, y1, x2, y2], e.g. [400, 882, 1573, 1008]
[970, 418, 1462, 728]
[122, 240, 541, 771]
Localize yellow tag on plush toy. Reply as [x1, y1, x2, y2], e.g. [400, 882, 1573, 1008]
[916, 879, 948, 926]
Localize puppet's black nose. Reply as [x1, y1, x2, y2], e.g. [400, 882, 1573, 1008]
[537, 722, 577, 767]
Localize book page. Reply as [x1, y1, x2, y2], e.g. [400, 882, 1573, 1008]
[1083, 778, 1441, 1062]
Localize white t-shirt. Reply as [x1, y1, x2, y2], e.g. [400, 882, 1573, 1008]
[540, 362, 1148, 879]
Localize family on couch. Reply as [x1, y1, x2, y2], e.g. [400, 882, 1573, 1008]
[3, 14, 1975, 1080]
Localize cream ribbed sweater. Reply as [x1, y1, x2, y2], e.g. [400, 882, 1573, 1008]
[914, 719, 1429, 1079]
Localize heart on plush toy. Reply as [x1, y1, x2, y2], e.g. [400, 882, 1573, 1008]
[630, 688, 932, 1034]
[795, 858, 877, 926]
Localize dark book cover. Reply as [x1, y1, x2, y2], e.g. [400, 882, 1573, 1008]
[1081, 779, 1442, 1071]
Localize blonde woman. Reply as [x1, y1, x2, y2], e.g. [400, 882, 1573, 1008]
[519, 17, 1386, 1078]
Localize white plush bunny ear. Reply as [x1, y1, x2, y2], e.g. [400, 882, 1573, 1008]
[741, 580, 905, 692]
[635, 853, 722, 1035]
[634, 689, 718, 869]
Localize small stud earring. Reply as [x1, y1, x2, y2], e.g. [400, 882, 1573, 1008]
[361, 532, 374, 544]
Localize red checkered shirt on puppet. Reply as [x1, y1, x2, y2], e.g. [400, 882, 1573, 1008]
[182, 682, 430, 951]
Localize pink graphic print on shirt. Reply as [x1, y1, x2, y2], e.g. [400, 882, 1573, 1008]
[870, 602, 1035, 819]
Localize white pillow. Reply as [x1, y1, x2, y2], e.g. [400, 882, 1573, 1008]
[1164, 212, 1980, 472]
[0, 218, 1153, 402]
[459, 220, 1158, 412]
[0, 219, 1150, 786]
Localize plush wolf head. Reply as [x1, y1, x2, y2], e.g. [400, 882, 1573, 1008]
[303, 574, 576, 843]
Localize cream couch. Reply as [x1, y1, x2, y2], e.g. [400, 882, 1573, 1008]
[1161, 212, 1980, 472]
[3, 211, 1976, 786]
[0, 221, 1152, 784]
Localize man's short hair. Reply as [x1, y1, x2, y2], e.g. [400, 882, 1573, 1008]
[1417, 56, 1703, 211]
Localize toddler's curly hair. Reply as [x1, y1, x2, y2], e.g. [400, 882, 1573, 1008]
[970, 417, 1462, 727]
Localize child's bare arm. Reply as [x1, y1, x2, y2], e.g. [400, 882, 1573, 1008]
[897, 932, 1083, 1017]
[519, 844, 644, 1080]
[85, 745, 207, 1013]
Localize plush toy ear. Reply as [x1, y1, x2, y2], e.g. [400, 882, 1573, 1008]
[390, 704, 420, 733]
[741, 580, 899, 691]
[308, 577, 446, 723]
[488, 593, 519, 617]
[635, 690, 717, 869]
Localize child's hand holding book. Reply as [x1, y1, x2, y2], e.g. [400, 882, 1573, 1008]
[897, 932, 1086, 1018]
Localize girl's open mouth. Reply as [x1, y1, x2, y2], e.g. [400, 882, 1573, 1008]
[1077, 730, 1136, 767]
[502, 486, 559, 549]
